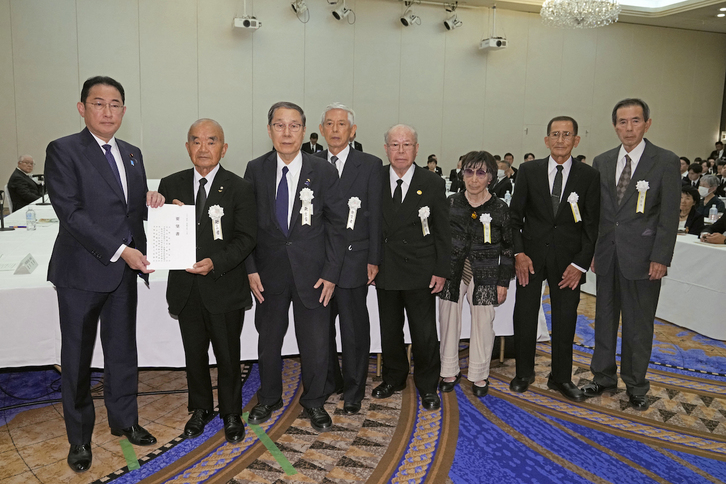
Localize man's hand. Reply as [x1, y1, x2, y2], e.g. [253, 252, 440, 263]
[172, 199, 184, 206]
[429, 275, 445, 294]
[367, 264, 379, 285]
[590, 259, 596, 274]
[559, 264, 583, 290]
[497, 286, 508, 304]
[186, 258, 213, 276]
[702, 233, 726, 245]
[648, 261, 667, 281]
[515, 253, 535, 286]
[146, 191, 165, 208]
[315, 278, 336, 306]
[249, 273, 264, 303]
[120, 247, 153, 273]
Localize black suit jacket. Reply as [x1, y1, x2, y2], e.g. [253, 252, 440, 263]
[510, 157, 600, 282]
[301, 142, 324, 154]
[490, 177, 513, 199]
[244, 151, 347, 308]
[7, 168, 42, 210]
[158, 166, 257, 315]
[46, 128, 149, 290]
[315, 149, 383, 288]
[352, 141, 363, 152]
[376, 165, 451, 290]
[707, 213, 726, 235]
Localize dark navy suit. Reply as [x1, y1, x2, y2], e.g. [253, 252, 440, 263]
[315, 149, 382, 405]
[46, 127, 149, 445]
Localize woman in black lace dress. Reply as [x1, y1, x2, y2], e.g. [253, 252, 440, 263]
[437, 151, 514, 396]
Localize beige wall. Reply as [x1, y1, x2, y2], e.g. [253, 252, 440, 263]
[1, 0, 724, 182]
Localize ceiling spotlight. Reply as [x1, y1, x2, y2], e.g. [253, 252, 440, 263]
[291, 0, 307, 14]
[332, 1, 353, 21]
[721, 7, 726, 10]
[444, 14, 462, 30]
[401, 8, 421, 27]
[719, 13, 726, 17]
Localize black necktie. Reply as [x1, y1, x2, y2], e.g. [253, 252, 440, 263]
[331, 155, 339, 174]
[393, 179, 403, 210]
[552, 165, 563, 214]
[196, 178, 207, 223]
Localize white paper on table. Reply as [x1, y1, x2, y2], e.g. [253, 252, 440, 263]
[147, 205, 197, 270]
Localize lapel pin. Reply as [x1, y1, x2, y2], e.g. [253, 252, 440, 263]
[417, 190, 422, 195]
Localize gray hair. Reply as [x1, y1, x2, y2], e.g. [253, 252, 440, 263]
[320, 102, 355, 126]
[188, 118, 225, 143]
[267, 101, 306, 127]
[384, 124, 418, 145]
[701, 174, 719, 189]
[18, 154, 33, 163]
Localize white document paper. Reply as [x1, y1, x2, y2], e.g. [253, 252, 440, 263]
[147, 205, 197, 270]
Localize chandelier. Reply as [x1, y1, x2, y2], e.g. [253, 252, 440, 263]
[540, 0, 622, 28]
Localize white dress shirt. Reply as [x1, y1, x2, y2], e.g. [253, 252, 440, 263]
[328, 145, 350, 177]
[193, 163, 220, 202]
[616, 139, 646, 183]
[276, 152, 303, 229]
[389, 163, 415, 200]
[548, 156, 572, 201]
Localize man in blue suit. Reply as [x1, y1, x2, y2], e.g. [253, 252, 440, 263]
[245, 102, 347, 432]
[45, 76, 164, 472]
[316, 103, 382, 415]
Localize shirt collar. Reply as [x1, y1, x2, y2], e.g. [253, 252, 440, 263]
[277, 151, 303, 174]
[390, 163, 415, 185]
[194, 163, 220, 186]
[329, 144, 351, 164]
[89, 132, 117, 151]
[618, 138, 646, 164]
[548, 156, 572, 173]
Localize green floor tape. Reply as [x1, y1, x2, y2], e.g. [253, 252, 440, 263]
[119, 437, 140, 470]
[242, 411, 297, 475]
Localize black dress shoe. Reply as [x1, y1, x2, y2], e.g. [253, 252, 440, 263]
[184, 409, 216, 439]
[247, 399, 283, 425]
[343, 402, 362, 415]
[629, 393, 650, 411]
[67, 443, 92, 472]
[547, 377, 586, 402]
[472, 380, 489, 397]
[110, 424, 157, 446]
[304, 406, 332, 431]
[509, 375, 535, 393]
[421, 393, 441, 410]
[372, 382, 405, 399]
[223, 414, 245, 443]
[439, 372, 462, 393]
[581, 381, 618, 398]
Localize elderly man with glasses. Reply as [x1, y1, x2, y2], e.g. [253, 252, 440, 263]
[7, 155, 43, 210]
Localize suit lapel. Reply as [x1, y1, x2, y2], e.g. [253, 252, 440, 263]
[398, 166, 424, 222]
[557, 159, 579, 219]
[289, 157, 314, 235]
[533, 159, 555, 220]
[618, 141, 655, 210]
[339, 149, 361, 195]
[262, 152, 283, 234]
[604, 151, 619, 208]
[81, 129, 126, 205]
[198, 166, 228, 233]
[382, 165, 395, 229]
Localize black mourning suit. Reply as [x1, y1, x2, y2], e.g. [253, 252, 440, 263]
[509, 157, 600, 383]
[158, 166, 256, 417]
[8, 167, 42, 210]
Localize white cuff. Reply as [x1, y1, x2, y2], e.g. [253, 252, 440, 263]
[111, 244, 127, 263]
[571, 263, 586, 273]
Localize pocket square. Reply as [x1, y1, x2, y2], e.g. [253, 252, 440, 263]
[641, 228, 655, 236]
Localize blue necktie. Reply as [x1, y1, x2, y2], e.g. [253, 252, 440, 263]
[102, 144, 124, 192]
[276, 166, 289, 236]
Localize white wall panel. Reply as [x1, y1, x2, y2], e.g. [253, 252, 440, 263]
[0, 0, 17, 176]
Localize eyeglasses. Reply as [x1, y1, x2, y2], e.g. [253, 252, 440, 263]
[387, 142, 415, 151]
[86, 101, 124, 113]
[548, 131, 573, 140]
[463, 168, 488, 178]
[271, 123, 303, 132]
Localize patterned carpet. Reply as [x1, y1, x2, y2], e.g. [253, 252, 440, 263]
[2, 292, 726, 483]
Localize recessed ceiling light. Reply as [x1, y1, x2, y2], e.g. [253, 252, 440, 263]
[720, 7, 726, 11]
[719, 13, 726, 17]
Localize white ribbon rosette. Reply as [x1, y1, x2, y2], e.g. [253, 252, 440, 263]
[636, 180, 649, 213]
[208, 205, 224, 240]
[567, 192, 582, 223]
[347, 197, 361, 230]
[481, 213, 492, 243]
[418, 206, 431, 236]
[299, 188, 314, 226]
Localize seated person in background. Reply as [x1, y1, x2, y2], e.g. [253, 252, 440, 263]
[503, 152, 518, 182]
[685, 163, 702, 188]
[707, 157, 717, 174]
[7, 155, 43, 210]
[427, 155, 443, 175]
[523, 152, 535, 163]
[696, 175, 725, 216]
[701, 213, 726, 244]
[490, 159, 513, 198]
[679, 157, 690, 179]
[711, 141, 725, 161]
[701, 159, 712, 176]
[301, 132, 324, 154]
[715, 161, 726, 197]
[449, 156, 464, 193]
[679, 186, 703, 236]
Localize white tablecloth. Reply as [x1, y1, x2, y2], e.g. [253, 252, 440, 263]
[0, 191, 549, 369]
[581, 234, 726, 340]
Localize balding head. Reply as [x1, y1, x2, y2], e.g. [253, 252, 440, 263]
[17, 155, 34, 174]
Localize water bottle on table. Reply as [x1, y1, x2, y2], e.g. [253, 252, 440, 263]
[26, 206, 36, 230]
[708, 205, 718, 223]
